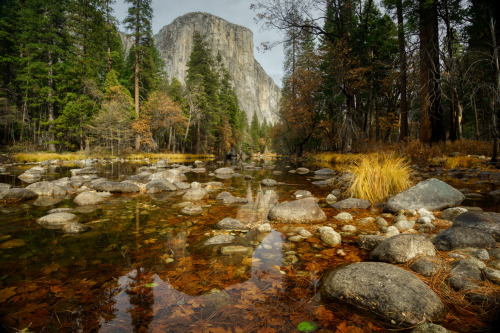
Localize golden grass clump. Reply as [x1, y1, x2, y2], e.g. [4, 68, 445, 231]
[14, 152, 88, 163]
[346, 154, 413, 204]
[14, 152, 215, 163]
[443, 155, 483, 169]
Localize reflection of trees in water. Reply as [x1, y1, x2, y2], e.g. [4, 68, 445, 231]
[126, 268, 155, 332]
[236, 184, 278, 225]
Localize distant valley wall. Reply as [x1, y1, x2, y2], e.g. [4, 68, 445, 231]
[153, 12, 280, 125]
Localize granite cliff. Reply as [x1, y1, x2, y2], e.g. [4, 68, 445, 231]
[153, 12, 280, 125]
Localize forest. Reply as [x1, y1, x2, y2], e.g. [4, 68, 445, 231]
[0, 0, 500, 162]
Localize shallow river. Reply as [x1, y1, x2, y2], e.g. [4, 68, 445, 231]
[0, 159, 498, 332]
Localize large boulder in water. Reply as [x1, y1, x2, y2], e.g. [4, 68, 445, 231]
[371, 234, 436, 264]
[0, 188, 38, 202]
[268, 197, 326, 223]
[384, 178, 464, 213]
[321, 262, 446, 326]
[452, 211, 500, 241]
[27, 181, 66, 196]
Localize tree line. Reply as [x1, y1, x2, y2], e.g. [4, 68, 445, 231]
[252, 0, 500, 162]
[0, 0, 265, 155]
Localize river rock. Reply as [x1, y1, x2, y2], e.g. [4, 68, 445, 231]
[326, 194, 337, 204]
[216, 191, 247, 204]
[335, 212, 353, 221]
[441, 207, 467, 221]
[92, 181, 140, 193]
[384, 178, 464, 213]
[294, 190, 313, 199]
[146, 179, 177, 193]
[483, 267, 500, 285]
[181, 205, 203, 216]
[150, 169, 187, 183]
[183, 182, 207, 201]
[452, 211, 500, 240]
[411, 323, 450, 333]
[48, 208, 75, 214]
[268, 197, 327, 223]
[0, 183, 12, 192]
[394, 219, 415, 231]
[261, 179, 277, 187]
[62, 222, 89, 234]
[214, 167, 234, 175]
[384, 226, 400, 238]
[371, 234, 436, 264]
[26, 181, 66, 196]
[321, 262, 446, 326]
[296, 168, 310, 174]
[357, 235, 386, 250]
[18, 170, 41, 183]
[204, 234, 236, 245]
[127, 171, 153, 183]
[409, 258, 440, 277]
[0, 188, 38, 202]
[70, 167, 98, 176]
[332, 198, 371, 210]
[37, 212, 79, 229]
[220, 245, 252, 255]
[258, 223, 272, 233]
[217, 218, 247, 230]
[74, 192, 106, 206]
[317, 226, 341, 246]
[447, 259, 483, 291]
[432, 226, 496, 251]
[314, 168, 335, 177]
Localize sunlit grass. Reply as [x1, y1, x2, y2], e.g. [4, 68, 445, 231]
[14, 152, 89, 163]
[346, 153, 413, 204]
[14, 152, 215, 163]
[443, 155, 483, 169]
[314, 152, 357, 165]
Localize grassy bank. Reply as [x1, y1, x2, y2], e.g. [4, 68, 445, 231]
[12, 152, 215, 163]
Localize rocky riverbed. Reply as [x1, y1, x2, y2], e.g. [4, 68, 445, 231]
[0, 157, 499, 332]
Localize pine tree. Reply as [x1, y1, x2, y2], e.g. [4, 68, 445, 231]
[123, 0, 154, 150]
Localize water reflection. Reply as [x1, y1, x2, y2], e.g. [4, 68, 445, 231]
[236, 185, 279, 225]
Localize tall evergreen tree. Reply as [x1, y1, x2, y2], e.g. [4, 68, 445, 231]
[123, 0, 154, 150]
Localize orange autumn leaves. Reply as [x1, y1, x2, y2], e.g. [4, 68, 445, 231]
[133, 91, 187, 150]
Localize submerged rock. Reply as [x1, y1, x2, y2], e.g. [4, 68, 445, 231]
[216, 191, 248, 204]
[216, 218, 247, 230]
[62, 222, 90, 234]
[183, 182, 207, 201]
[92, 181, 140, 193]
[332, 198, 371, 210]
[321, 262, 446, 326]
[268, 197, 326, 223]
[261, 179, 278, 187]
[204, 234, 236, 246]
[181, 205, 203, 216]
[37, 212, 79, 229]
[0, 239, 26, 249]
[384, 178, 464, 213]
[317, 226, 341, 246]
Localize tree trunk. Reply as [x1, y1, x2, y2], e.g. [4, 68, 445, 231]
[472, 96, 480, 140]
[343, 91, 354, 152]
[490, 16, 500, 164]
[397, 0, 408, 141]
[419, 0, 443, 144]
[134, 9, 141, 151]
[47, 49, 56, 152]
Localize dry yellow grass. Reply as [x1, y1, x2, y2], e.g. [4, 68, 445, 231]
[14, 152, 214, 163]
[314, 152, 357, 165]
[346, 153, 413, 204]
[443, 155, 483, 169]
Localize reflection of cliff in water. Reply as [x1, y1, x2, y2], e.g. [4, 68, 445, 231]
[236, 185, 278, 225]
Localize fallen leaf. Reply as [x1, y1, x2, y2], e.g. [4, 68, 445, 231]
[42, 263, 60, 275]
[0, 286, 16, 302]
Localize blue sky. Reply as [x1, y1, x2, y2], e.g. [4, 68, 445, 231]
[113, 0, 285, 86]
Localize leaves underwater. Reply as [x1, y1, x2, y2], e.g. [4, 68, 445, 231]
[0, 163, 497, 332]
